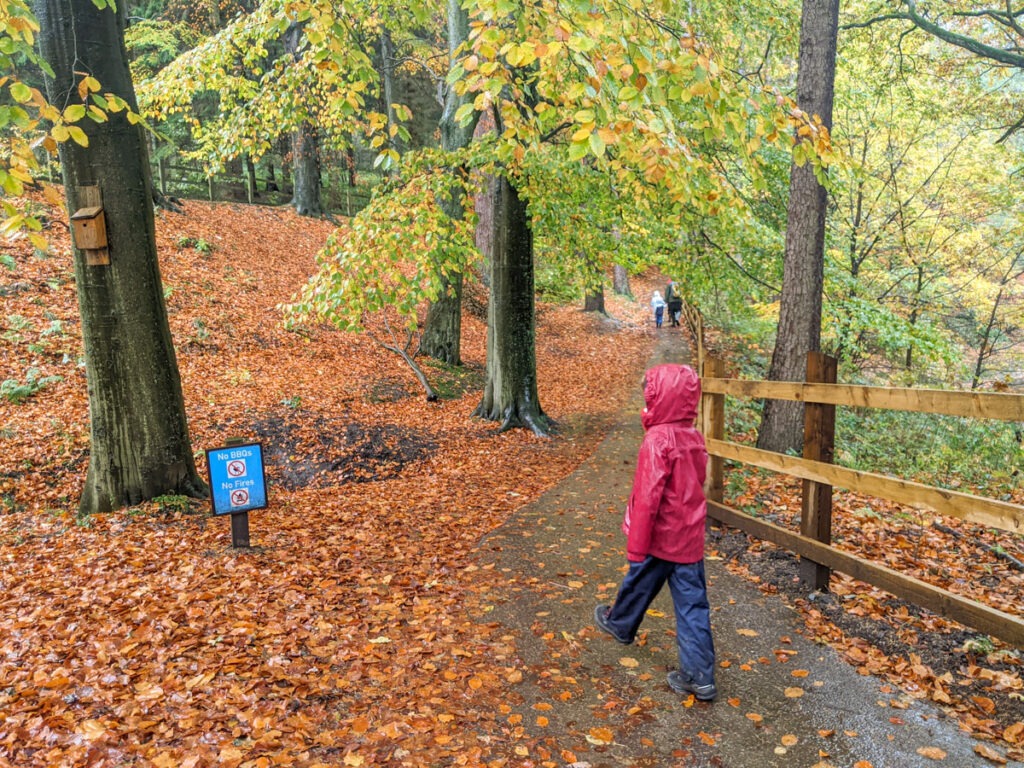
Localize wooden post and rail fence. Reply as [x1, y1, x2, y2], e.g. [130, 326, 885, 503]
[697, 349, 1024, 647]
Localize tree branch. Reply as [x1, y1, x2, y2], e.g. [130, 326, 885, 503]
[902, 0, 1024, 68]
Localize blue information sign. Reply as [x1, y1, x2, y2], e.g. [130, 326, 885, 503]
[207, 442, 268, 515]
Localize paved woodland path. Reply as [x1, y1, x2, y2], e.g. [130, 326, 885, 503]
[480, 333, 1010, 768]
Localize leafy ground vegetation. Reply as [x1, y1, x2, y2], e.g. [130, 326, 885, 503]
[0, 195, 656, 767]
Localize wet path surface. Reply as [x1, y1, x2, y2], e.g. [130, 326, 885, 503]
[480, 335, 1009, 768]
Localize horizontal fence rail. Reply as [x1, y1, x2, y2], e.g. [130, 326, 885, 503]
[706, 438, 1024, 533]
[708, 501, 1024, 647]
[700, 350, 1024, 648]
[701, 378, 1024, 421]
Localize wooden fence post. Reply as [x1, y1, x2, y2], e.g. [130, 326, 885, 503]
[800, 351, 837, 590]
[702, 357, 726, 517]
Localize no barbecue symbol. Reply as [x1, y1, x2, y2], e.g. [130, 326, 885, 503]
[206, 442, 266, 519]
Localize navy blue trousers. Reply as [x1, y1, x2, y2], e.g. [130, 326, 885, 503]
[605, 556, 716, 686]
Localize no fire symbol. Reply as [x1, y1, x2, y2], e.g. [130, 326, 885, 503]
[230, 488, 250, 507]
[227, 459, 247, 478]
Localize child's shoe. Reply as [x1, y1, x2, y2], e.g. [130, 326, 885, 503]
[593, 604, 633, 644]
[667, 670, 717, 701]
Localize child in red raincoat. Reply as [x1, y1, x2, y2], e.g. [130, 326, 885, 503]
[594, 364, 717, 700]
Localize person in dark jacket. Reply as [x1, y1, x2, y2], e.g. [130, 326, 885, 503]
[665, 280, 683, 327]
[594, 364, 717, 701]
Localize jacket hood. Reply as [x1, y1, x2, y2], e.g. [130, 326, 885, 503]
[642, 364, 700, 430]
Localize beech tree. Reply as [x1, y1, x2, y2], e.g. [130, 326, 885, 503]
[287, 0, 827, 434]
[35, 0, 205, 513]
[757, 0, 840, 454]
[418, 0, 478, 365]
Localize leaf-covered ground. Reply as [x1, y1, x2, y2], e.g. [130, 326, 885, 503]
[1, 197, 1021, 767]
[0, 198, 655, 767]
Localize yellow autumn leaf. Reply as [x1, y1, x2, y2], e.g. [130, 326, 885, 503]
[78, 719, 106, 740]
[619, 656, 639, 668]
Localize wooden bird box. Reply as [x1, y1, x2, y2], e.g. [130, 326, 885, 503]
[71, 206, 107, 250]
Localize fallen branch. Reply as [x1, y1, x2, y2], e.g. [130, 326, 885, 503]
[932, 521, 1024, 571]
[368, 313, 439, 402]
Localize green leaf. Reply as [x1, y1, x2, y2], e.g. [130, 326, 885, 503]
[9, 82, 31, 103]
[63, 104, 86, 122]
[454, 103, 475, 125]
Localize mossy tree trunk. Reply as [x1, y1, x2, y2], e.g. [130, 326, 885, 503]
[420, 0, 478, 365]
[36, 0, 205, 514]
[473, 175, 549, 435]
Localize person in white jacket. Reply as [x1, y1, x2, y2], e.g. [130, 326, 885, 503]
[651, 290, 667, 328]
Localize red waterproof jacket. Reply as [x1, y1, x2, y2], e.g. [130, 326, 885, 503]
[622, 364, 708, 564]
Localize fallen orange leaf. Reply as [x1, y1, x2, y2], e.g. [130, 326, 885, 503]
[974, 744, 1007, 764]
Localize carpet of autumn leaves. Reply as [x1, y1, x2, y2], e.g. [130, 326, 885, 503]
[0, 196, 656, 767]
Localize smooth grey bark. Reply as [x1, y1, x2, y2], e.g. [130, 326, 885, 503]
[472, 112, 499, 286]
[380, 28, 401, 158]
[289, 124, 321, 215]
[474, 175, 497, 286]
[36, 0, 204, 514]
[612, 263, 632, 297]
[286, 22, 322, 216]
[473, 175, 549, 435]
[420, 0, 479, 365]
[757, 0, 839, 454]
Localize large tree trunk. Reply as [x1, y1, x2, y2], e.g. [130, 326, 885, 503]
[473, 175, 549, 435]
[289, 124, 321, 216]
[584, 288, 606, 313]
[473, 110, 499, 286]
[36, 0, 205, 514]
[612, 263, 632, 297]
[757, 0, 839, 454]
[420, 0, 478, 365]
[475, 175, 497, 286]
[286, 22, 322, 217]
